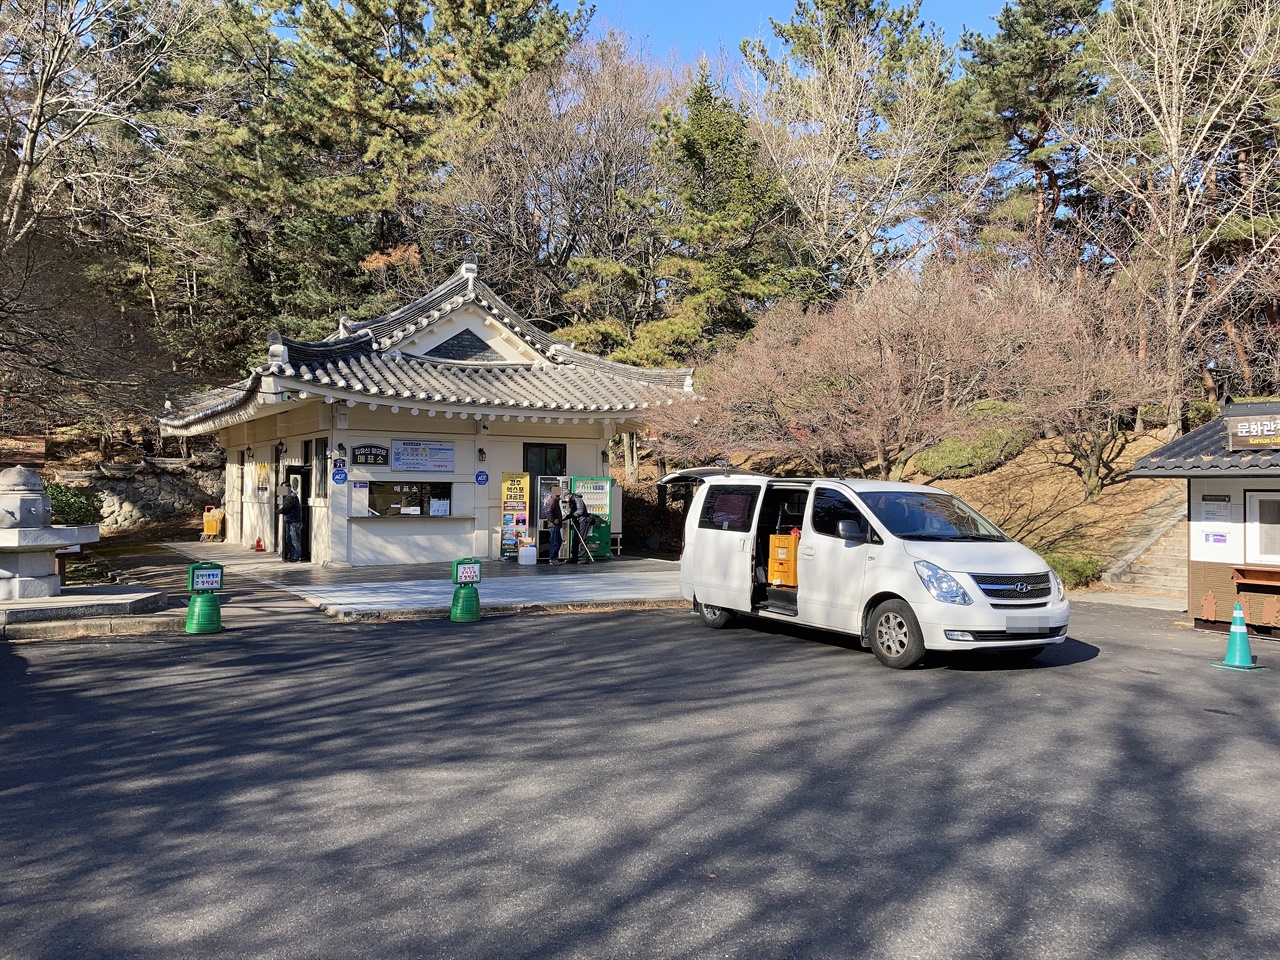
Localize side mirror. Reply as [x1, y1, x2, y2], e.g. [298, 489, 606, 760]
[837, 519, 867, 544]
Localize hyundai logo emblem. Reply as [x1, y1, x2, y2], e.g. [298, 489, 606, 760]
[1014, 581, 1030, 593]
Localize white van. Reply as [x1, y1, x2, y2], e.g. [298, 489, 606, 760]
[660, 467, 1070, 668]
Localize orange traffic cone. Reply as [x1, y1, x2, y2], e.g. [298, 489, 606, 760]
[254, 537, 265, 552]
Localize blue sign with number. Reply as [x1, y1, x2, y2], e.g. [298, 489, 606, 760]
[475, 470, 489, 485]
[332, 468, 348, 485]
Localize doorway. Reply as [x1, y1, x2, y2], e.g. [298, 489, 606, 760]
[283, 465, 313, 562]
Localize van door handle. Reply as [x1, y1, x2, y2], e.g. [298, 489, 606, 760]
[801, 546, 815, 559]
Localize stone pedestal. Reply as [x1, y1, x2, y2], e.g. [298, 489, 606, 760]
[0, 466, 100, 600]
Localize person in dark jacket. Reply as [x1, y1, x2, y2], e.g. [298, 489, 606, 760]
[544, 485, 565, 564]
[563, 490, 591, 563]
[277, 482, 303, 561]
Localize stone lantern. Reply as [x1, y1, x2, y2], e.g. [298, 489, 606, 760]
[0, 466, 100, 600]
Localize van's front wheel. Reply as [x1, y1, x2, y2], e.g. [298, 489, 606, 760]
[868, 600, 926, 668]
[697, 601, 734, 629]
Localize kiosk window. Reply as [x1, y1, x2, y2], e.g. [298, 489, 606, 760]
[524, 443, 566, 480]
[367, 481, 452, 517]
[1246, 492, 1280, 563]
[314, 438, 328, 498]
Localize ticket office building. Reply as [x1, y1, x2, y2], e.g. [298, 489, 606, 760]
[160, 263, 691, 566]
[1132, 398, 1280, 634]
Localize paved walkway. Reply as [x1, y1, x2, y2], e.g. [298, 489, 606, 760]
[154, 542, 1185, 615]
[5, 540, 1186, 640]
[127, 542, 688, 621]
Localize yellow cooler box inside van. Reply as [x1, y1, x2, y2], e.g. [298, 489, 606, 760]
[768, 534, 799, 587]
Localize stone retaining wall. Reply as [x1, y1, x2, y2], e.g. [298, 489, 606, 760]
[55, 457, 225, 534]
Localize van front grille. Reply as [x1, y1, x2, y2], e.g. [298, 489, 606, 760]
[971, 572, 1051, 600]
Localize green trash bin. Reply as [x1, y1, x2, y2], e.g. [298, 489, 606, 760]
[450, 558, 482, 623]
[186, 562, 224, 634]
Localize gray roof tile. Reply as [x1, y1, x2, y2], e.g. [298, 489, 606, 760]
[1131, 400, 1280, 476]
[159, 266, 694, 436]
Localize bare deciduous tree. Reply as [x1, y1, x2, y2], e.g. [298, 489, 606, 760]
[646, 267, 1036, 479]
[1063, 0, 1280, 434]
[741, 19, 968, 292]
[416, 33, 679, 340]
[0, 0, 208, 253]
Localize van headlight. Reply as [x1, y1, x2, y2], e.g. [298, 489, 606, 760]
[914, 560, 972, 605]
[1051, 570, 1065, 602]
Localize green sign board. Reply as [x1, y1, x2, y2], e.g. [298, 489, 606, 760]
[452, 558, 482, 584]
[187, 562, 224, 593]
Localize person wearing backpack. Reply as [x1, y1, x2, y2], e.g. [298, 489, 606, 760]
[563, 490, 590, 563]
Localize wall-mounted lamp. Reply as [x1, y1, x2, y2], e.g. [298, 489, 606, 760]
[337, 443, 346, 456]
[246, 447, 254, 460]
[276, 440, 286, 457]
[601, 449, 610, 465]
[477, 447, 487, 462]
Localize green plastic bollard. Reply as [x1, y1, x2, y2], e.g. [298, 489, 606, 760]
[186, 591, 223, 634]
[450, 582, 480, 623]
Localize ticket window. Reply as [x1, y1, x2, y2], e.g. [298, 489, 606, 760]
[367, 481, 453, 517]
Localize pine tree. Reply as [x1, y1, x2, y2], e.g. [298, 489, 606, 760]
[617, 65, 795, 366]
[958, 0, 1100, 261]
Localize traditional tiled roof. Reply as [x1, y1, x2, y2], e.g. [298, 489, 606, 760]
[159, 264, 695, 437]
[1130, 400, 1280, 477]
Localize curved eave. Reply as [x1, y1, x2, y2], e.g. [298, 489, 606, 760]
[1130, 466, 1280, 478]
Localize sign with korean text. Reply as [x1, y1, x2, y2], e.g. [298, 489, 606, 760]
[500, 471, 530, 561]
[187, 562, 224, 592]
[452, 558, 482, 584]
[1227, 415, 1280, 450]
[391, 439, 455, 472]
[352, 444, 388, 466]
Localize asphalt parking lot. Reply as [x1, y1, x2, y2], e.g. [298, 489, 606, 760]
[2, 601, 1278, 959]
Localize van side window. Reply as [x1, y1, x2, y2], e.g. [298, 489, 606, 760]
[811, 488, 865, 538]
[698, 485, 760, 532]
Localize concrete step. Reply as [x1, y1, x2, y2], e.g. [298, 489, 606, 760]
[1110, 573, 1184, 592]
[1101, 495, 1188, 595]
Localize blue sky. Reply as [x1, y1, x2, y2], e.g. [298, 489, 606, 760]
[587, 0, 1008, 61]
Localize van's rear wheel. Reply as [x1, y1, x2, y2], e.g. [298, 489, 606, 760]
[697, 601, 734, 629]
[869, 600, 926, 668]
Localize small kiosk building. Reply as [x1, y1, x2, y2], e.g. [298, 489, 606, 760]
[158, 262, 693, 566]
[1131, 398, 1280, 635]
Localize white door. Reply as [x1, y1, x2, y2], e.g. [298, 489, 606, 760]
[689, 480, 767, 611]
[797, 485, 872, 632]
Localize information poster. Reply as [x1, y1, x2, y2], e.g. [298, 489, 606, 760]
[500, 472, 530, 561]
[570, 476, 612, 559]
[391, 439, 455, 472]
[1191, 491, 1240, 564]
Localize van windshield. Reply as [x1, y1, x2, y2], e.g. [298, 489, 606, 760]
[857, 491, 1008, 542]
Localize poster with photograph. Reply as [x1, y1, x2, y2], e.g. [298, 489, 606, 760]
[500, 472, 530, 560]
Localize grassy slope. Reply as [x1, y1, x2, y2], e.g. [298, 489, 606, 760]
[911, 433, 1181, 567]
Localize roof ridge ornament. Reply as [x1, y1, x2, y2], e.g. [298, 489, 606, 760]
[461, 252, 478, 291]
[267, 330, 289, 366]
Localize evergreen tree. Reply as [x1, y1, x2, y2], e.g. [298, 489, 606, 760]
[617, 65, 795, 366]
[958, 0, 1100, 262]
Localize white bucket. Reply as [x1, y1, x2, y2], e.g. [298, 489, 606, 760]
[518, 544, 538, 566]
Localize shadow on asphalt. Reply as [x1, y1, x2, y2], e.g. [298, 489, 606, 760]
[709, 617, 1099, 671]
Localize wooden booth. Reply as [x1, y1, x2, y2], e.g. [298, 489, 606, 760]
[159, 261, 693, 566]
[1132, 399, 1280, 636]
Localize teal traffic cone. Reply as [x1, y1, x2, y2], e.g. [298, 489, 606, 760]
[1213, 602, 1264, 671]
